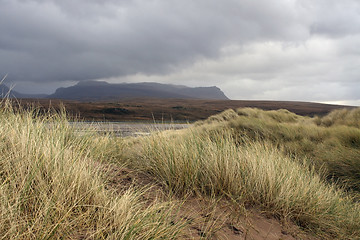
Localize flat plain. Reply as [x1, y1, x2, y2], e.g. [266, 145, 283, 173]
[12, 98, 354, 121]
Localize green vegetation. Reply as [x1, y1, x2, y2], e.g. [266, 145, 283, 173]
[1, 100, 360, 239]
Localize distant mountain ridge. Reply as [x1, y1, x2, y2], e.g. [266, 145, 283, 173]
[48, 81, 229, 100]
[0, 85, 46, 98]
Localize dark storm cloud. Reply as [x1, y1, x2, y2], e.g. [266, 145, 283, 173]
[1, 0, 360, 105]
[1, 0, 310, 83]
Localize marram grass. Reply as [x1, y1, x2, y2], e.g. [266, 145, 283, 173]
[0, 102, 184, 239]
[2, 100, 360, 239]
[130, 122, 360, 239]
[196, 107, 360, 192]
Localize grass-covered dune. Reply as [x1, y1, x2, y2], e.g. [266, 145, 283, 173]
[1, 100, 360, 239]
[129, 108, 360, 239]
[195, 107, 360, 193]
[0, 102, 184, 239]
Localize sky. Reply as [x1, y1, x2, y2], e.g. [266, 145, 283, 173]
[1, 0, 360, 105]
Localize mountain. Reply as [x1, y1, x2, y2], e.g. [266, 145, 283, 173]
[0, 85, 14, 97]
[48, 81, 229, 100]
[0, 85, 47, 99]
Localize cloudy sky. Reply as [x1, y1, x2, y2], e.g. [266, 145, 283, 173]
[1, 0, 360, 105]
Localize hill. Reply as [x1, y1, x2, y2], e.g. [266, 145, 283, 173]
[48, 81, 229, 100]
[0, 84, 47, 99]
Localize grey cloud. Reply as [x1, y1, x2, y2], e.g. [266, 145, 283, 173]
[1, 0, 360, 106]
[306, 0, 360, 36]
[117, 36, 360, 104]
[1, 0, 312, 85]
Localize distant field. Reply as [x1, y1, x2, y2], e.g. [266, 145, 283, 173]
[11, 98, 355, 121]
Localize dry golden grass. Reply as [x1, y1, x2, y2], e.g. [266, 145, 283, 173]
[1, 99, 360, 239]
[195, 107, 360, 193]
[128, 128, 360, 239]
[0, 101, 185, 239]
[315, 107, 360, 128]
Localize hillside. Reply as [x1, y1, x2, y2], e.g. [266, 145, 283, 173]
[0, 84, 31, 98]
[0, 84, 47, 99]
[48, 81, 229, 100]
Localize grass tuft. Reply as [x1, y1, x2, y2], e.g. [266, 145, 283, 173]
[0, 100, 184, 239]
[129, 128, 360, 238]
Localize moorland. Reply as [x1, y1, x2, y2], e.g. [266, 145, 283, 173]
[11, 98, 354, 121]
[1, 98, 360, 239]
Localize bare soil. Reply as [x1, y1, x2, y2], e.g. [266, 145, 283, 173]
[102, 164, 318, 240]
